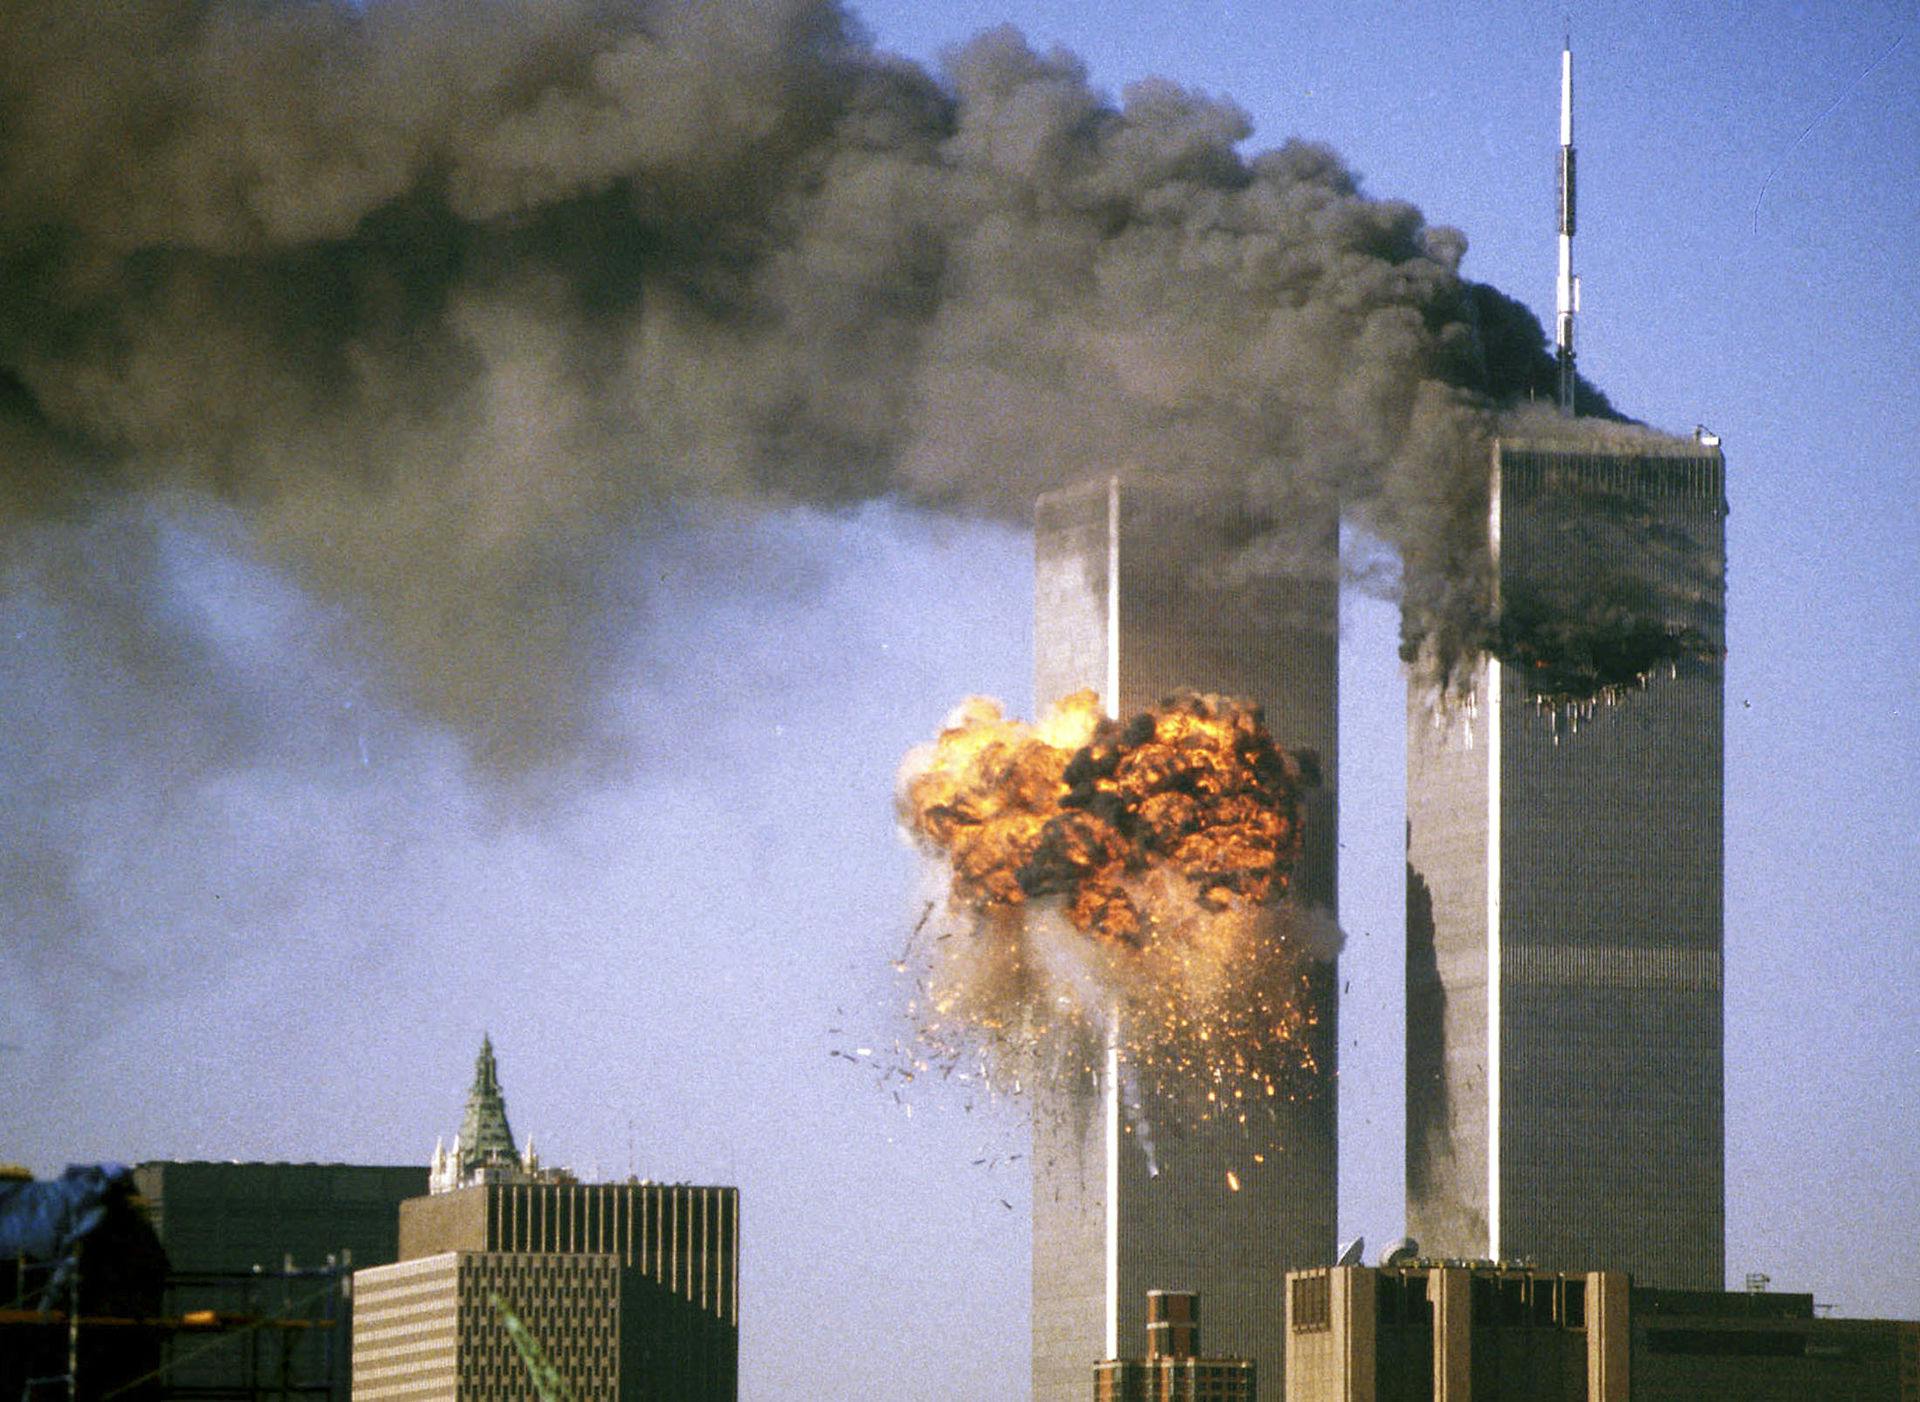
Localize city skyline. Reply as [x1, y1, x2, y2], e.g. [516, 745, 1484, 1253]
[2, 3, 1915, 1400]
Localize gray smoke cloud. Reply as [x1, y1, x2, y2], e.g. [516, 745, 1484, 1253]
[0, 0, 1624, 778]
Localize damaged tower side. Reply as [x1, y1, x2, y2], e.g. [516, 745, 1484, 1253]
[1031, 477, 1340, 1402]
[1405, 433, 1727, 1289]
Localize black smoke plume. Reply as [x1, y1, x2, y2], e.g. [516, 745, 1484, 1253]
[2, 0, 1659, 772]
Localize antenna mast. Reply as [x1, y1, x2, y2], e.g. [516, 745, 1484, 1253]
[1555, 35, 1578, 415]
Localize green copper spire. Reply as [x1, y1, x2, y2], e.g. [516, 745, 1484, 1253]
[456, 1033, 518, 1179]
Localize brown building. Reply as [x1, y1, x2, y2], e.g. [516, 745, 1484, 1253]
[1095, 1291, 1256, 1402]
[353, 1180, 738, 1401]
[1629, 1287, 1920, 1402]
[1285, 1264, 1919, 1402]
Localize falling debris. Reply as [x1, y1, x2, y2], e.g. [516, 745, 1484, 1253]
[1226, 1170, 1241, 1192]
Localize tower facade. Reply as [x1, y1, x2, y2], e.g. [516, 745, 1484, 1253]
[1405, 435, 1726, 1288]
[1032, 477, 1338, 1401]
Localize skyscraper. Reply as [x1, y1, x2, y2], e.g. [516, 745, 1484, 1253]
[357, 1180, 741, 1401]
[1405, 433, 1726, 1288]
[354, 1040, 739, 1400]
[1032, 477, 1339, 1402]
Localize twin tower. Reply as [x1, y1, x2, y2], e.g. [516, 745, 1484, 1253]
[1028, 432, 1728, 1400]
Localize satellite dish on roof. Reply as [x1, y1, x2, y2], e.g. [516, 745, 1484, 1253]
[1335, 1236, 1365, 1267]
[1380, 1237, 1420, 1267]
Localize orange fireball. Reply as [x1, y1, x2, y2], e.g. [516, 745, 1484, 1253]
[902, 690, 1307, 945]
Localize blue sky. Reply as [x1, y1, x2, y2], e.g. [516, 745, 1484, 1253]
[2, 2, 1915, 1397]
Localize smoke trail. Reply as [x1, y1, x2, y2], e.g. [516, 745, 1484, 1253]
[0, 0, 1652, 777]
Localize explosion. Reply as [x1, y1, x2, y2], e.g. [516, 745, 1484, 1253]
[896, 691, 1328, 1120]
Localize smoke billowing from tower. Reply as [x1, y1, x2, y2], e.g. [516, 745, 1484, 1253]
[1, 0, 1627, 776]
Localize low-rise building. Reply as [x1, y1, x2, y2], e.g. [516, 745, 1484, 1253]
[1285, 1263, 1919, 1402]
[1095, 1290, 1256, 1402]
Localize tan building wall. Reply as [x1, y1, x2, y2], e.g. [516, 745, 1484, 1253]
[353, 1255, 461, 1401]
[1284, 1268, 1373, 1402]
[1285, 1266, 1625, 1402]
[352, 1251, 620, 1402]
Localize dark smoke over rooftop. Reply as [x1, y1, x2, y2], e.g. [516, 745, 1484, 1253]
[1, 0, 1644, 771]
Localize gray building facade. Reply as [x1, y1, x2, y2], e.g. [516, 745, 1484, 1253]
[134, 1161, 427, 1275]
[1032, 477, 1339, 1401]
[1405, 435, 1727, 1289]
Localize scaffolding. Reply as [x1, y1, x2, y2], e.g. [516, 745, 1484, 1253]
[4, 1256, 352, 1402]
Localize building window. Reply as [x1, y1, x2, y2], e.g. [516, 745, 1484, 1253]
[1471, 1275, 1497, 1325]
[1406, 1272, 1432, 1326]
[1499, 1278, 1526, 1327]
[1563, 1278, 1586, 1330]
[1532, 1279, 1556, 1328]
[1377, 1275, 1403, 1328]
[1292, 1274, 1331, 1332]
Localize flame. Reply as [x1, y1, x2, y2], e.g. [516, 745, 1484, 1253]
[896, 689, 1326, 1122]
[903, 690, 1304, 945]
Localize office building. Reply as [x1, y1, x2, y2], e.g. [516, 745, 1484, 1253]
[1095, 1290, 1257, 1401]
[1406, 434, 1726, 1288]
[1033, 477, 1338, 1401]
[134, 1160, 427, 1273]
[1630, 1286, 1920, 1402]
[134, 1159, 426, 1402]
[354, 1180, 738, 1401]
[1285, 1264, 1919, 1401]
[353, 1250, 622, 1402]
[1286, 1263, 1626, 1401]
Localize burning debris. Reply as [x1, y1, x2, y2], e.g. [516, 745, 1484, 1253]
[895, 691, 1328, 1121]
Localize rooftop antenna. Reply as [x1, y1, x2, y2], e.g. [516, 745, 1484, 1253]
[1555, 25, 1579, 415]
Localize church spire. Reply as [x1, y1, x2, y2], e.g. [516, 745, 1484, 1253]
[455, 1033, 518, 1181]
